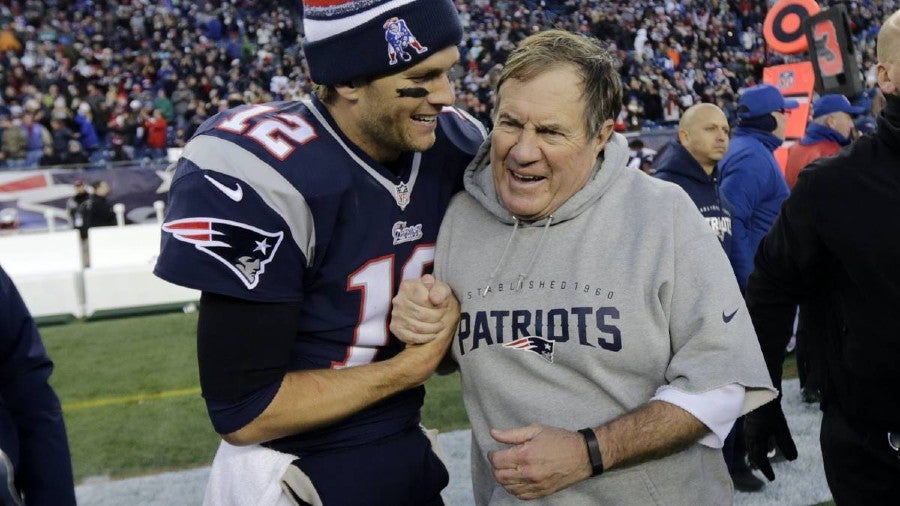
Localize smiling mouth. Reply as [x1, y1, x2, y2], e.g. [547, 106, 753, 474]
[509, 170, 544, 182]
[412, 115, 436, 124]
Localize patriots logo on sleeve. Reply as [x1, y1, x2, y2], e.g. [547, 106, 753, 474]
[504, 337, 555, 363]
[162, 218, 284, 289]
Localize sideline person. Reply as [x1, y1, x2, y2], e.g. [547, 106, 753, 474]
[154, 0, 485, 503]
[394, 30, 776, 504]
[0, 265, 76, 505]
[720, 83, 797, 291]
[744, 8, 900, 503]
[653, 103, 738, 271]
[784, 93, 863, 189]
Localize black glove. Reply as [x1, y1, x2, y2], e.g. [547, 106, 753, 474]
[744, 398, 798, 481]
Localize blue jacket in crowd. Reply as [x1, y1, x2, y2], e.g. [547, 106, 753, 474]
[799, 122, 852, 146]
[654, 141, 747, 287]
[0, 266, 75, 505]
[720, 128, 789, 289]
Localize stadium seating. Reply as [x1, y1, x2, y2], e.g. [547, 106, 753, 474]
[0, 230, 84, 319]
[82, 223, 198, 317]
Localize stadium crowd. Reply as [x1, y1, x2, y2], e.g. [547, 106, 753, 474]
[0, 0, 892, 170]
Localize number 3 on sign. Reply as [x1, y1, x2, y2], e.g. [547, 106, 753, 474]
[337, 245, 435, 368]
[216, 104, 318, 160]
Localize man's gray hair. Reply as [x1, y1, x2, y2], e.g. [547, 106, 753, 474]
[495, 30, 623, 138]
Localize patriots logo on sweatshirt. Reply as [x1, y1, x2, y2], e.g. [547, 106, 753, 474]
[503, 337, 555, 363]
[162, 217, 284, 290]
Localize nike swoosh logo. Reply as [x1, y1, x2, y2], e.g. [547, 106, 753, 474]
[722, 308, 739, 323]
[204, 174, 243, 202]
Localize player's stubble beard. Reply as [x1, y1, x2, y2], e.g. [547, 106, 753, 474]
[357, 103, 437, 162]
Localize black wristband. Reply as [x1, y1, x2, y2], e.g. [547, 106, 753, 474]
[578, 427, 604, 477]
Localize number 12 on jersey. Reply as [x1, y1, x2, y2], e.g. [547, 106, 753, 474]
[335, 245, 435, 368]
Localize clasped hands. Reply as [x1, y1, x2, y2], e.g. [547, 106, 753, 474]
[390, 274, 458, 345]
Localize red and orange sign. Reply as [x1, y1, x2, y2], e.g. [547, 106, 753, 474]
[762, 61, 816, 175]
[763, 62, 815, 141]
[763, 0, 821, 54]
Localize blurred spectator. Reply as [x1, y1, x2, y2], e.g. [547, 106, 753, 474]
[0, 25, 22, 53]
[108, 135, 133, 163]
[38, 145, 64, 167]
[0, 0, 895, 172]
[170, 80, 195, 130]
[73, 104, 99, 156]
[64, 140, 90, 166]
[152, 89, 174, 124]
[1, 114, 27, 169]
[142, 108, 168, 161]
[84, 83, 111, 147]
[107, 101, 141, 160]
[48, 118, 75, 156]
[20, 113, 50, 167]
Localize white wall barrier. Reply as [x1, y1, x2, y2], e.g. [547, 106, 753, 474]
[0, 220, 199, 319]
[0, 230, 85, 319]
[82, 223, 199, 316]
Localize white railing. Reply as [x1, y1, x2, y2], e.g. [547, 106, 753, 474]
[0, 205, 199, 319]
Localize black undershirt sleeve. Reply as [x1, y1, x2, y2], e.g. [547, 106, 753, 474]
[197, 291, 302, 402]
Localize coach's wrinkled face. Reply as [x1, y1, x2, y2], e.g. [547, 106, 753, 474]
[491, 65, 613, 221]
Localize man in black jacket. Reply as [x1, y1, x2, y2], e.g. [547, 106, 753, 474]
[85, 180, 116, 229]
[744, 8, 900, 503]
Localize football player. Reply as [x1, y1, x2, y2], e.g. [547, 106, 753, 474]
[153, 0, 485, 503]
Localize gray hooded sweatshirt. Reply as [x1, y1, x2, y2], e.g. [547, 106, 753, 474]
[434, 132, 776, 505]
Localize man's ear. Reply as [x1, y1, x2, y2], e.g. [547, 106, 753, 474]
[878, 62, 896, 95]
[334, 81, 362, 101]
[593, 119, 616, 157]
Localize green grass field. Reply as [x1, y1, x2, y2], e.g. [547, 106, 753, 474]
[40, 311, 468, 482]
[41, 311, 798, 484]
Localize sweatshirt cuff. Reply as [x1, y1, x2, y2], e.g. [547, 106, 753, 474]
[651, 383, 746, 448]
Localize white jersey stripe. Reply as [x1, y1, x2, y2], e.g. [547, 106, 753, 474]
[304, 100, 420, 210]
[180, 135, 317, 266]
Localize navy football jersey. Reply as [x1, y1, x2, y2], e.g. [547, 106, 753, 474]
[154, 97, 485, 454]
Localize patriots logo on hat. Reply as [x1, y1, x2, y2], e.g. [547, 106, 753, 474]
[162, 217, 284, 289]
[384, 17, 428, 65]
[504, 337, 555, 363]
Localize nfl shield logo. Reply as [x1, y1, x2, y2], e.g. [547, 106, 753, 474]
[779, 71, 795, 90]
[395, 182, 410, 209]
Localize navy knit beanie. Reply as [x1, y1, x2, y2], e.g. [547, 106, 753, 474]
[302, 0, 463, 86]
